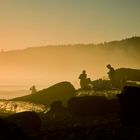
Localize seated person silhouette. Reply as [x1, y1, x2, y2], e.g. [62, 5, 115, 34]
[79, 70, 88, 90]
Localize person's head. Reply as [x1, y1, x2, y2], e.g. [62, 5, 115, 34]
[82, 70, 86, 74]
[107, 64, 111, 69]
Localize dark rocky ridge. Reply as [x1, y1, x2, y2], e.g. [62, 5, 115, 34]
[11, 81, 76, 106]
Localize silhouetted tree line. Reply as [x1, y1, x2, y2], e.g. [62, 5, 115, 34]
[23, 36, 140, 51]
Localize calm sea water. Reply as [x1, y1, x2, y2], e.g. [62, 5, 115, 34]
[0, 85, 46, 99]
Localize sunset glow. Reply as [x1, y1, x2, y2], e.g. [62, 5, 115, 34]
[0, 0, 140, 50]
[0, 0, 139, 97]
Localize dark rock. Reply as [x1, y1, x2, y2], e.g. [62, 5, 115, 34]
[92, 79, 112, 90]
[0, 117, 30, 140]
[115, 68, 140, 82]
[68, 96, 120, 119]
[5, 111, 41, 135]
[11, 81, 76, 105]
[114, 68, 140, 88]
[117, 86, 140, 126]
[45, 100, 69, 122]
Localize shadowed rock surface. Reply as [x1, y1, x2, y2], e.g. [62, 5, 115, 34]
[0, 117, 30, 140]
[5, 111, 41, 135]
[44, 100, 70, 123]
[117, 86, 140, 126]
[11, 81, 76, 105]
[115, 68, 140, 82]
[92, 79, 112, 90]
[68, 96, 120, 119]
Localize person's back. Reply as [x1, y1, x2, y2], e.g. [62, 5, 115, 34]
[107, 64, 115, 87]
[109, 67, 115, 78]
[107, 64, 115, 78]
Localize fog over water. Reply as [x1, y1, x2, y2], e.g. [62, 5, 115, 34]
[0, 37, 139, 99]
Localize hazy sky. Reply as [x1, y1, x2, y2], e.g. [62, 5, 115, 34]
[0, 0, 140, 50]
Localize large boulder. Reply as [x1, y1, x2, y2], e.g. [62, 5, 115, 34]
[0, 117, 30, 139]
[11, 81, 76, 105]
[5, 111, 41, 135]
[92, 79, 112, 90]
[68, 96, 120, 119]
[117, 86, 140, 126]
[115, 68, 140, 82]
[114, 68, 140, 88]
[44, 100, 69, 122]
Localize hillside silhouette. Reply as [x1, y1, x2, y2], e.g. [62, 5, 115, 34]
[0, 36, 140, 86]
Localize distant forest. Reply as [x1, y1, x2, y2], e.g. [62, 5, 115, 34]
[24, 36, 140, 50]
[0, 36, 139, 86]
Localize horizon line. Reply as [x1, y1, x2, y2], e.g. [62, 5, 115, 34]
[1, 36, 139, 52]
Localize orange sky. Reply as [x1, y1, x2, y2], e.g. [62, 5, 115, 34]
[0, 0, 140, 50]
